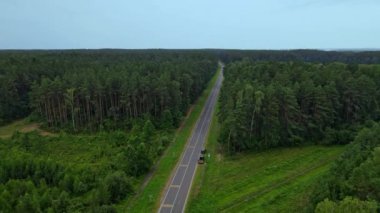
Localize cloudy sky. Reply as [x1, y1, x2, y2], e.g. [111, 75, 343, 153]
[0, 0, 379, 49]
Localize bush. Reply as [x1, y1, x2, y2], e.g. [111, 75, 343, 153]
[52, 191, 69, 213]
[316, 197, 377, 213]
[323, 128, 354, 145]
[99, 171, 133, 204]
[309, 124, 380, 210]
[96, 205, 117, 213]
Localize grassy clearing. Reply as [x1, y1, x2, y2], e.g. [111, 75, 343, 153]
[187, 110, 345, 213]
[118, 65, 222, 212]
[0, 119, 54, 138]
[0, 132, 121, 173]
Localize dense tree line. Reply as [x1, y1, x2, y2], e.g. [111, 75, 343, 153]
[218, 49, 380, 64]
[0, 50, 218, 129]
[309, 123, 380, 212]
[219, 60, 380, 152]
[3, 49, 380, 127]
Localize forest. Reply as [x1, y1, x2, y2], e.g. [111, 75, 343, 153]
[0, 50, 218, 130]
[1, 49, 380, 212]
[218, 49, 380, 64]
[219, 60, 380, 152]
[0, 50, 218, 212]
[218, 59, 380, 211]
[0, 127, 171, 212]
[2, 49, 380, 128]
[312, 123, 380, 212]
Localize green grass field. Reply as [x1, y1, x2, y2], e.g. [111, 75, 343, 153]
[0, 120, 117, 176]
[187, 107, 345, 213]
[117, 65, 222, 212]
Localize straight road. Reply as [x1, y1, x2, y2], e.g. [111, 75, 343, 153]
[158, 64, 223, 213]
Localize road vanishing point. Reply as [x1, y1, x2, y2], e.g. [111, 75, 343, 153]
[158, 64, 224, 213]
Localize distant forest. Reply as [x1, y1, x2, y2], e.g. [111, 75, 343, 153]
[218, 49, 380, 64]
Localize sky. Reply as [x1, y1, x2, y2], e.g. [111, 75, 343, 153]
[0, 0, 379, 49]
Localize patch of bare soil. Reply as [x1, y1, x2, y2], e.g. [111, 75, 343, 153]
[21, 123, 55, 136]
[20, 123, 39, 133]
[216, 153, 223, 162]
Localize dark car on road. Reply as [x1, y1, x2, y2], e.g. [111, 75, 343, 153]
[201, 148, 207, 154]
[198, 154, 205, 164]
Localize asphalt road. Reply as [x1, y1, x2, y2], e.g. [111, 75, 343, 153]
[158, 64, 223, 213]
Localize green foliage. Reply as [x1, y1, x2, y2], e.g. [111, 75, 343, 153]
[94, 205, 117, 213]
[124, 67, 221, 212]
[161, 109, 174, 129]
[188, 100, 344, 213]
[2, 49, 380, 212]
[0, 127, 171, 212]
[316, 197, 377, 213]
[0, 50, 217, 131]
[349, 147, 380, 200]
[219, 61, 380, 152]
[52, 191, 70, 213]
[3, 50, 379, 127]
[102, 172, 133, 204]
[141, 119, 155, 143]
[309, 124, 380, 211]
[323, 127, 355, 145]
[0, 50, 221, 212]
[188, 142, 344, 212]
[219, 49, 380, 64]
